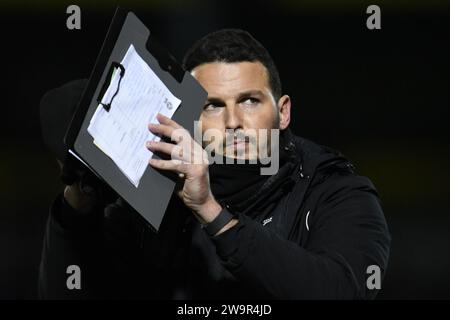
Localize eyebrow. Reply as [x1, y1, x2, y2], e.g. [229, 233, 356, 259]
[205, 90, 266, 104]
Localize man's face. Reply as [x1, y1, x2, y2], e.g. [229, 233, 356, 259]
[191, 61, 287, 160]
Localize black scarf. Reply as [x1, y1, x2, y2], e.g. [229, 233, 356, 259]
[208, 129, 297, 215]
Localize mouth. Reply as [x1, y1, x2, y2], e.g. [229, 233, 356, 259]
[227, 137, 249, 147]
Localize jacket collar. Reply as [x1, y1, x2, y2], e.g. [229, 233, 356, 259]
[232, 128, 353, 216]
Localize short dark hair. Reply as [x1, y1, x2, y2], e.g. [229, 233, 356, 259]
[182, 28, 282, 101]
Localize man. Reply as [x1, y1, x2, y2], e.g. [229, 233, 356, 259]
[39, 29, 390, 299]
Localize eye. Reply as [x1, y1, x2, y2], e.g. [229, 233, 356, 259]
[241, 97, 260, 106]
[203, 103, 220, 111]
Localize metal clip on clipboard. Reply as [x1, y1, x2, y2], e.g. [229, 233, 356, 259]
[97, 62, 125, 112]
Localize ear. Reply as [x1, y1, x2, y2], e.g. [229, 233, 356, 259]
[277, 95, 291, 130]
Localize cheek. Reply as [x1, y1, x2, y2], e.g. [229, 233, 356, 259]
[245, 104, 278, 129]
[199, 115, 225, 144]
[199, 114, 220, 132]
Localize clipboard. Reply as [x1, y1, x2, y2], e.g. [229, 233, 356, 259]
[64, 7, 207, 232]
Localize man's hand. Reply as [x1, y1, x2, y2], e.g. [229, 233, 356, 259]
[57, 159, 97, 214]
[147, 113, 223, 225]
[64, 183, 98, 214]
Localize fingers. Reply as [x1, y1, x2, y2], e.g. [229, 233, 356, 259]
[148, 123, 189, 143]
[147, 113, 208, 171]
[156, 113, 182, 129]
[149, 158, 187, 173]
[148, 113, 184, 141]
[148, 122, 175, 140]
[146, 140, 185, 161]
[148, 113, 192, 160]
[147, 141, 208, 166]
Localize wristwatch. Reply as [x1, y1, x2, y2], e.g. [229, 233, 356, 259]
[203, 206, 234, 236]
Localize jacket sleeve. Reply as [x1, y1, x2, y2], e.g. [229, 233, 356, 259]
[38, 194, 112, 299]
[38, 193, 190, 299]
[210, 174, 391, 299]
[38, 194, 157, 299]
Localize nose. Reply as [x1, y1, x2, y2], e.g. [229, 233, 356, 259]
[224, 104, 243, 130]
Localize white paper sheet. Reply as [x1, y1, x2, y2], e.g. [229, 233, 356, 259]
[87, 44, 181, 187]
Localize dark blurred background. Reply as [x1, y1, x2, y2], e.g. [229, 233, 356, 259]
[0, 0, 449, 299]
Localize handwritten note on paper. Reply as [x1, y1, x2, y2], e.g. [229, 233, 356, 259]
[87, 44, 181, 187]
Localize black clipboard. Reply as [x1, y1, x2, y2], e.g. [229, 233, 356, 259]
[64, 7, 207, 232]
